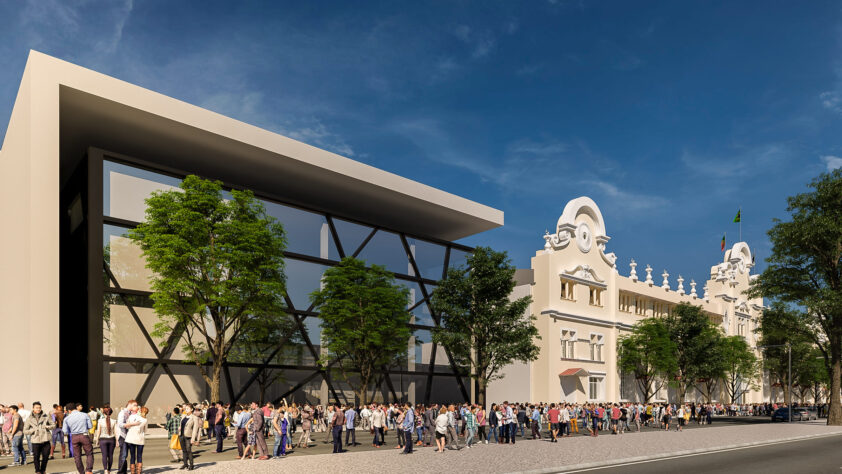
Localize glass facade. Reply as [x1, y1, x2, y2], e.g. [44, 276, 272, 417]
[98, 155, 471, 410]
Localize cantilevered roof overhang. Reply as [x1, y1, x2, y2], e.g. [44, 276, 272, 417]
[8, 50, 503, 242]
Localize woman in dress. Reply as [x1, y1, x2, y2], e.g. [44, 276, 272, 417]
[297, 404, 312, 448]
[124, 406, 148, 474]
[241, 412, 257, 460]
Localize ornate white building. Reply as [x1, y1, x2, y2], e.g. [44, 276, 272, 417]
[488, 196, 767, 404]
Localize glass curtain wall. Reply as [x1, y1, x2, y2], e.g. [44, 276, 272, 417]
[98, 156, 471, 414]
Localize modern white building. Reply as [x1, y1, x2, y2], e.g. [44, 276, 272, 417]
[0, 51, 503, 415]
[488, 196, 767, 405]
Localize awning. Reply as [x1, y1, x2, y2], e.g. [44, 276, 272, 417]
[559, 368, 589, 377]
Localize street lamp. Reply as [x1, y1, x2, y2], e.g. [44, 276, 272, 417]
[756, 343, 792, 423]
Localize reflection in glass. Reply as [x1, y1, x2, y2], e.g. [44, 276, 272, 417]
[104, 224, 152, 291]
[264, 202, 339, 259]
[407, 238, 446, 280]
[103, 160, 181, 222]
[285, 259, 329, 310]
[333, 218, 373, 257]
[356, 230, 410, 275]
[448, 248, 470, 272]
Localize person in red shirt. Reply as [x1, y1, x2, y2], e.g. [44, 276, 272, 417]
[610, 404, 621, 434]
[547, 404, 560, 442]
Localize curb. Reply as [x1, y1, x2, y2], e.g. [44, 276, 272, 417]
[512, 431, 842, 474]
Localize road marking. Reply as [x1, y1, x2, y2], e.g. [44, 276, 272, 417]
[558, 432, 842, 473]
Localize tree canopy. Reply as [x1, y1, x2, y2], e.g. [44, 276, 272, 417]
[310, 257, 411, 405]
[430, 246, 539, 407]
[662, 303, 722, 402]
[616, 317, 677, 402]
[129, 175, 288, 402]
[748, 169, 842, 424]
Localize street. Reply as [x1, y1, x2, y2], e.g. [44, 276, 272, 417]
[565, 432, 842, 474]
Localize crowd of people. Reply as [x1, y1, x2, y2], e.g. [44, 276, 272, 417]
[0, 398, 827, 473]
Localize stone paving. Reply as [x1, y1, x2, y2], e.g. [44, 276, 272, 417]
[135, 420, 842, 474]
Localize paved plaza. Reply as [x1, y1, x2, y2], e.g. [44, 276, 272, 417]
[14, 418, 838, 473]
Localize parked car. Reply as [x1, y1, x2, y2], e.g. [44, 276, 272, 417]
[771, 407, 791, 422]
[772, 407, 813, 422]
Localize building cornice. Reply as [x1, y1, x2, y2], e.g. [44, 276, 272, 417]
[542, 309, 635, 330]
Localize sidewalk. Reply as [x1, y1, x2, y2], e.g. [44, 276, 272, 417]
[157, 420, 842, 474]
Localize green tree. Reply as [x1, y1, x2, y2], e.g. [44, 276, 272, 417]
[755, 303, 813, 405]
[430, 246, 539, 407]
[748, 169, 842, 424]
[617, 318, 678, 402]
[310, 257, 411, 405]
[721, 335, 760, 404]
[795, 347, 827, 404]
[662, 303, 722, 403]
[695, 331, 727, 403]
[129, 175, 287, 402]
[229, 312, 299, 404]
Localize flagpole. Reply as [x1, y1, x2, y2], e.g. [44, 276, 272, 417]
[739, 207, 742, 243]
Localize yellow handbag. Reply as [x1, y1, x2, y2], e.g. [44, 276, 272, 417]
[203, 420, 209, 429]
[169, 434, 181, 450]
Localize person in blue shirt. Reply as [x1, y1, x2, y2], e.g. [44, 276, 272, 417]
[344, 406, 357, 447]
[63, 403, 94, 474]
[272, 408, 289, 458]
[400, 403, 414, 454]
[530, 406, 542, 439]
[235, 405, 251, 458]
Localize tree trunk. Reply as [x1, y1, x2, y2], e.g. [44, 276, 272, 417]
[828, 346, 842, 425]
[210, 361, 222, 403]
[477, 376, 487, 409]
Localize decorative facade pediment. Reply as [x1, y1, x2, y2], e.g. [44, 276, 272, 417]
[560, 264, 607, 289]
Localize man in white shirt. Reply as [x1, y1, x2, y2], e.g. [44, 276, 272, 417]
[560, 405, 571, 438]
[360, 405, 371, 431]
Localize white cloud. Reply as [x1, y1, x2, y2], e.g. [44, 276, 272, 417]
[453, 24, 496, 59]
[585, 180, 668, 211]
[821, 155, 842, 171]
[681, 143, 790, 179]
[508, 138, 567, 155]
[390, 117, 664, 214]
[200, 91, 355, 157]
[820, 91, 842, 113]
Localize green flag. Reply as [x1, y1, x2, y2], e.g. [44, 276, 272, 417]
[733, 209, 741, 223]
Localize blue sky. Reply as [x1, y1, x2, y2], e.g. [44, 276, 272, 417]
[1, 0, 841, 287]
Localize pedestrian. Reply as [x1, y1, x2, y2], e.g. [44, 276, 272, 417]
[331, 403, 344, 454]
[297, 404, 312, 448]
[434, 407, 448, 453]
[165, 407, 182, 463]
[476, 405, 487, 444]
[234, 404, 250, 458]
[344, 404, 356, 447]
[488, 403, 499, 444]
[180, 404, 200, 470]
[210, 402, 224, 453]
[116, 400, 138, 474]
[124, 406, 148, 474]
[63, 402, 94, 474]
[7, 405, 25, 467]
[23, 401, 54, 474]
[401, 402, 414, 454]
[272, 408, 288, 458]
[49, 404, 66, 459]
[446, 405, 459, 450]
[94, 407, 117, 474]
[530, 405, 541, 439]
[250, 402, 270, 460]
[465, 406, 477, 447]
